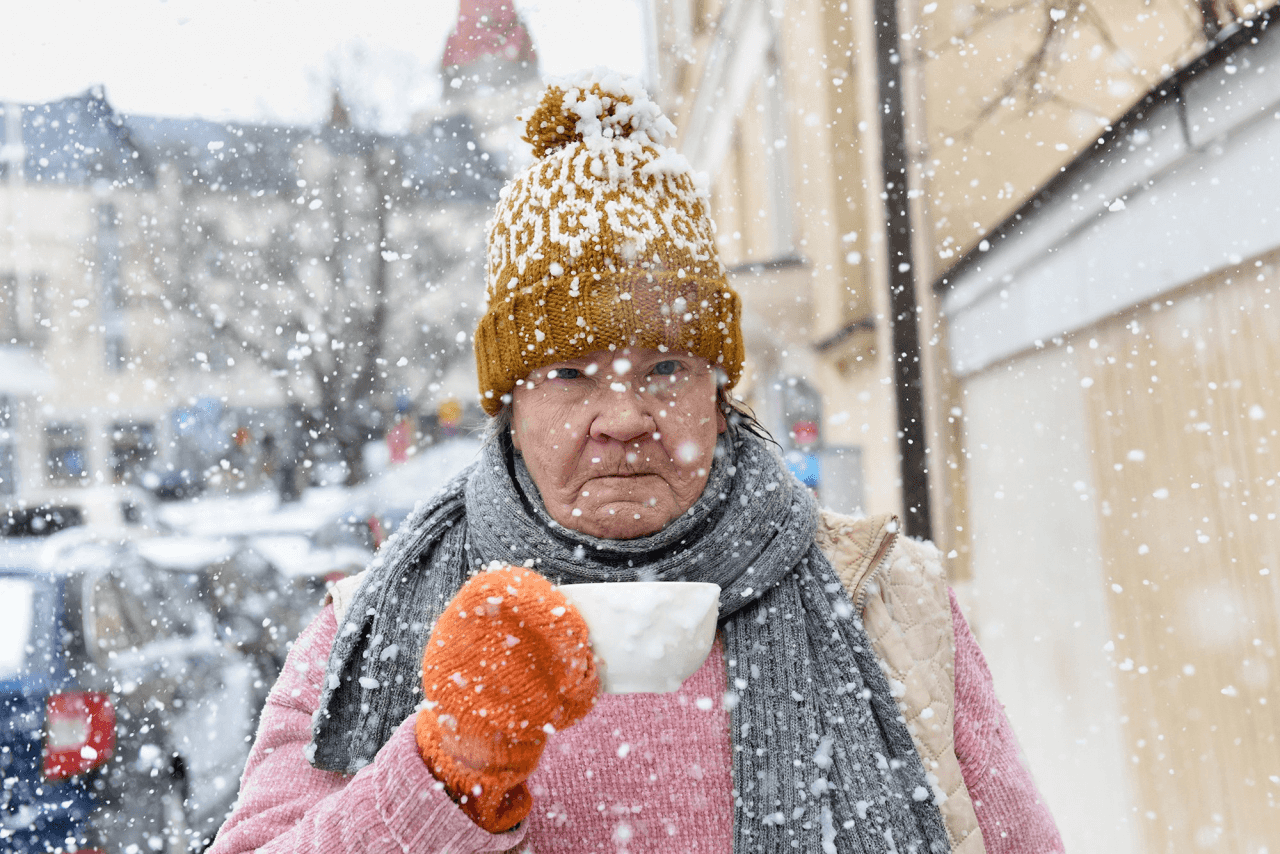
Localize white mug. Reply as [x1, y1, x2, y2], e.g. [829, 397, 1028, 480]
[557, 581, 721, 694]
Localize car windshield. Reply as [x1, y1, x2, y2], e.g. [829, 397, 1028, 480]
[0, 576, 40, 681]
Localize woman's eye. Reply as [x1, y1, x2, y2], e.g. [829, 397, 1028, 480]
[547, 368, 580, 380]
[651, 360, 680, 377]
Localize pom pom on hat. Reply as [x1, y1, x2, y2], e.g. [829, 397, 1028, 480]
[473, 70, 744, 416]
[521, 70, 676, 159]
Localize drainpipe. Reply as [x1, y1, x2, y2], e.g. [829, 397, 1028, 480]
[873, 0, 933, 541]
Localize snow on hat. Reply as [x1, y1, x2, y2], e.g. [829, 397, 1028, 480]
[473, 69, 743, 415]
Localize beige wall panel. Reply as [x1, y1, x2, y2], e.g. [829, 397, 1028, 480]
[914, 0, 1209, 261]
[779, 0, 844, 338]
[1081, 263, 1280, 853]
[711, 149, 745, 262]
[818, 0, 876, 327]
[731, 264, 815, 369]
[733, 84, 774, 262]
[923, 321, 974, 579]
[2, 182, 289, 492]
[960, 345, 1142, 854]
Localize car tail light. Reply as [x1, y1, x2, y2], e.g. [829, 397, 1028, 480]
[42, 691, 116, 781]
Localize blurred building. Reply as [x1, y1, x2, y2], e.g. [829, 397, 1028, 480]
[645, 2, 889, 520]
[939, 14, 1280, 851]
[441, 0, 538, 92]
[430, 0, 545, 188]
[650, 0, 1278, 851]
[0, 86, 503, 501]
[645, 0, 1258, 544]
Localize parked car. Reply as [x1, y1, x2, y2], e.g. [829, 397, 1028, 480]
[3, 485, 169, 538]
[136, 535, 311, 678]
[313, 435, 485, 553]
[1, 504, 84, 537]
[144, 468, 206, 502]
[244, 531, 364, 621]
[0, 530, 260, 853]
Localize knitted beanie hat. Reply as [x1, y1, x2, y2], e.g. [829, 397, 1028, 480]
[473, 70, 744, 415]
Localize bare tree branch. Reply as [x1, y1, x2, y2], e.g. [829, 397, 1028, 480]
[928, 0, 1220, 143]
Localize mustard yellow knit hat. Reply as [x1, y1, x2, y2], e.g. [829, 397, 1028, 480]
[474, 70, 743, 415]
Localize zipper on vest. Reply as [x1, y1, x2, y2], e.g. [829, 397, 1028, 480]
[855, 521, 899, 613]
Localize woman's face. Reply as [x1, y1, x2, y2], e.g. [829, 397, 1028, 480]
[510, 346, 726, 539]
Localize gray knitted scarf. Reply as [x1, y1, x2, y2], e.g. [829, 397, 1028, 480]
[311, 428, 949, 854]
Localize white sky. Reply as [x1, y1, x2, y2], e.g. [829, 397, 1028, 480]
[1, 0, 646, 128]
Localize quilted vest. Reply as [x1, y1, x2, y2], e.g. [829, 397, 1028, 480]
[814, 510, 985, 854]
[329, 511, 986, 854]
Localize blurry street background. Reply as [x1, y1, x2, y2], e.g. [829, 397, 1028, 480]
[2, 0, 1278, 851]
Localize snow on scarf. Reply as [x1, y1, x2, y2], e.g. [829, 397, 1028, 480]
[311, 428, 949, 854]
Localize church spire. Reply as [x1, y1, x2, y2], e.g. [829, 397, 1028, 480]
[441, 0, 538, 91]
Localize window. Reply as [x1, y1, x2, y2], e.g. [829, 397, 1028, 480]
[87, 570, 156, 657]
[109, 420, 156, 484]
[0, 395, 13, 495]
[0, 448, 16, 496]
[98, 204, 126, 370]
[134, 565, 200, 641]
[117, 559, 199, 641]
[88, 575, 129, 654]
[0, 577, 40, 680]
[0, 272, 48, 344]
[0, 274, 16, 339]
[46, 421, 88, 485]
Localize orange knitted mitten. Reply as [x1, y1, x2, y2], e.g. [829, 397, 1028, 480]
[415, 565, 599, 832]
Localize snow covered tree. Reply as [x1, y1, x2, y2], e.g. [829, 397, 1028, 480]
[141, 102, 500, 486]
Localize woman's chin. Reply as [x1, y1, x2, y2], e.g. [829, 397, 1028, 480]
[556, 502, 674, 540]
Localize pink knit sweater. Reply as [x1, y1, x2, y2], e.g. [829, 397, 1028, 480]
[209, 591, 1062, 854]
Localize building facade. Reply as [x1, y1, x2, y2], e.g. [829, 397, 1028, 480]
[649, 0, 1278, 850]
[939, 13, 1279, 851]
[0, 89, 503, 501]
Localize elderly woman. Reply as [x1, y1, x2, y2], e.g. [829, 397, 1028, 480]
[209, 73, 1062, 854]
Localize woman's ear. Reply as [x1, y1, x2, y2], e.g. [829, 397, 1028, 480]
[509, 406, 523, 453]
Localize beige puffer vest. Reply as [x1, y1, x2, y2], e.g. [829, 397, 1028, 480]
[329, 510, 985, 853]
[814, 510, 985, 854]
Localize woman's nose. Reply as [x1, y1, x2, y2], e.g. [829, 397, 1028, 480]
[588, 388, 657, 443]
